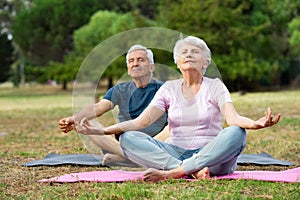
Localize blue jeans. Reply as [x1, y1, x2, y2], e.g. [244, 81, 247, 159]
[119, 126, 246, 176]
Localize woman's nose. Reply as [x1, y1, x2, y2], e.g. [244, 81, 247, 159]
[186, 54, 192, 58]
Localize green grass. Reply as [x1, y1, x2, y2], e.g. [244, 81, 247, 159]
[0, 85, 299, 199]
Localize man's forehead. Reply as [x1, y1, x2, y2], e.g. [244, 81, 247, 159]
[128, 50, 147, 58]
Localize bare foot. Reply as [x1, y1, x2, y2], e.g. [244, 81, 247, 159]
[143, 167, 210, 182]
[143, 167, 185, 182]
[191, 167, 210, 179]
[102, 153, 127, 165]
[143, 168, 170, 182]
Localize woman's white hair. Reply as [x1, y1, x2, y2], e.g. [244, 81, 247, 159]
[126, 44, 154, 64]
[173, 35, 211, 67]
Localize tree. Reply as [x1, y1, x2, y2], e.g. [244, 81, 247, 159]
[11, 0, 162, 67]
[8, 0, 164, 88]
[0, 0, 31, 36]
[288, 17, 300, 56]
[288, 16, 300, 87]
[0, 34, 13, 83]
[0, 0, 32, 86]
[11, 0, 121, 88]
[157, 0, 300, 90]
[56, 10, 159, 90]
[12, 0, 110, 66]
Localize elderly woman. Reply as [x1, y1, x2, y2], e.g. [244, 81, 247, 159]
[77, 36, 281, 182]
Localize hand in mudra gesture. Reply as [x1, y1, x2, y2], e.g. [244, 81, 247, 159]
[76, 118, 105, 135]
[252, 107, 281, 130]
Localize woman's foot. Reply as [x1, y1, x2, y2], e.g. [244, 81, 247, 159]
[191, 167, 210, 179]
[143, 167, 210, 182]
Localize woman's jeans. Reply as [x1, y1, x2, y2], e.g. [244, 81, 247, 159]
[119, 126, 246, 176]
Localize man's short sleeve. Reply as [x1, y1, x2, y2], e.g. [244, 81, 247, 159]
[103, 87, 116, 105]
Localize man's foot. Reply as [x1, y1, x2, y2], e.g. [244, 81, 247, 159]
[102, 153, 127, 166]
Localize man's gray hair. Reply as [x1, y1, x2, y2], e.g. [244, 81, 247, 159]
[126, 44, 154, 64]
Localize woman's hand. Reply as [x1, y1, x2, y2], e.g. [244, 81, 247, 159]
[252, 107, 281, 130]
[75, 118, 105, 135]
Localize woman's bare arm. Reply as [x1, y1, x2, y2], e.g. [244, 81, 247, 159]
[77, 105, 165, 135]
[221, 102, 281, 130]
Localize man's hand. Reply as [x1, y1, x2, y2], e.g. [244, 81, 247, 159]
[76, 118, 105, 135]
[58, 117, 75, 133]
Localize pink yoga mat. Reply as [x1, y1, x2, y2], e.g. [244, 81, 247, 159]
[216, 167, 300, 183]
[39, 167, 300, 183]
[39, 170, 144, 183]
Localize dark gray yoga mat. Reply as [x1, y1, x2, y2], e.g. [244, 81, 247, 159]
[22, 152, 294, 167]
[22, 153, 139, 167]
[237, 152, 294, 166]
[23, 153, 103, 166]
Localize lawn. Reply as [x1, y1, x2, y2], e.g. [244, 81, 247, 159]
[0, 85, 299, 199]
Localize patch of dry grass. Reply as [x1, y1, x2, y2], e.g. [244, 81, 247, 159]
[0, 86, 299, 199]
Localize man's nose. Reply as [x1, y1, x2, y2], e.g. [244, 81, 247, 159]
[131, 60, 139, 67]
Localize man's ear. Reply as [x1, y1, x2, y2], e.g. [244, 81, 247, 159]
[150, 64, 155, 72]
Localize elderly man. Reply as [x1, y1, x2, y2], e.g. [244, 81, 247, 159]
[59, 44, 169, 165]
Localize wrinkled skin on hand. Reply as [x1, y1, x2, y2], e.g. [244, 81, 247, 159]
[253, 107, 281, 130]
[75, 118, 105, 135]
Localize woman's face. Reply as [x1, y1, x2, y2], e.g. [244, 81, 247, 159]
[176, 43, 205, 74]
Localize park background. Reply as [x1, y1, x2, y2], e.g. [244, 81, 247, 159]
[1, 0, 300, 91]
[0, 0, 299, 199]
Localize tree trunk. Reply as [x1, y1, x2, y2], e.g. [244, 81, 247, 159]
[12, 42, 26, 87]
[62, 80, 67, 90]
[107, 77, 113, 90]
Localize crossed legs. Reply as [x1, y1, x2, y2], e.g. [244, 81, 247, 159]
[87, 135, 128, 165]
[120, 126, 247, 182]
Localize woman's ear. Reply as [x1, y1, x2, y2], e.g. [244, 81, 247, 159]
[203, 59, 210, 69]
[202, 60, 210, 75]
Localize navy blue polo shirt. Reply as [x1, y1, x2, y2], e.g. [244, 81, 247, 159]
[103, 79, 167, 137]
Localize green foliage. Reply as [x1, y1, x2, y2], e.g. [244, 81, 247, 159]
[24, 52, 81, 87]
[12, 0, 106, 66]
[288, 17, 300, 56]
[48, 53, 82, 83]
[6, 0, 300, 90]
[74, 10, 157, 55]
[71, 10, 159, 88]
[214, 49, 278, 91]
[158, 0, 249, 50]
[24, 65, 46, 83]
[158, 0, 300, 90]
[11, 0, 161, 66]
[25, 52, 83, 90]
[73, 11, 121, 55]
[0, 0, 31, 34]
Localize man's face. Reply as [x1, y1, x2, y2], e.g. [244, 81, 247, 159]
[127, 50, 154, 78]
